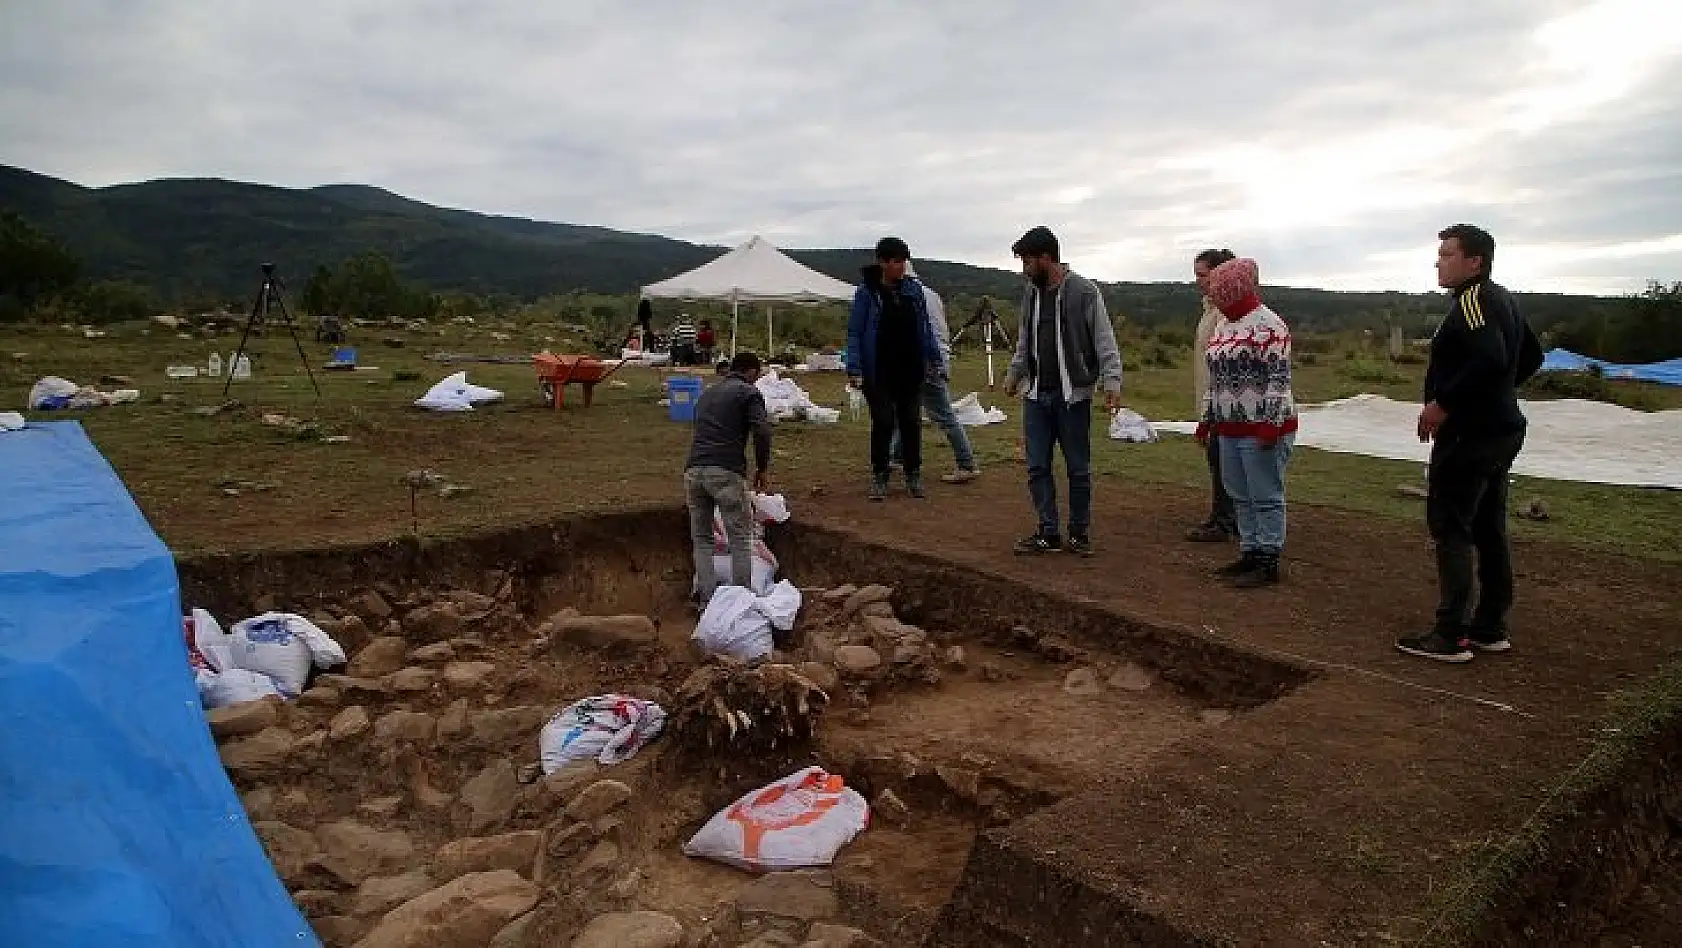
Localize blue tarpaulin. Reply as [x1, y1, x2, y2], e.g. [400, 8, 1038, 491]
[1540, 348, 1682, 386]
[0, 422, 313, 947]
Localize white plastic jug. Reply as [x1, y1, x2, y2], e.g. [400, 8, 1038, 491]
[207, 352, 223, 377]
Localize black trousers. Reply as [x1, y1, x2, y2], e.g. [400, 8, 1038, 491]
[1427, 428, 1526, 635]
[865, 375, 922, 476]
[1205, 432, 1236, 530]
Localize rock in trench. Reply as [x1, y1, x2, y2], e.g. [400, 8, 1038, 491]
[206, 698, 279, 739]
[348, 637, 409, 678]
[570, 910, 684, 948]
[351, 870, 539, 948]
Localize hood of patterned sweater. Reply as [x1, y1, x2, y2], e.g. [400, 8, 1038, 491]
[1208, 257, 1263, 319]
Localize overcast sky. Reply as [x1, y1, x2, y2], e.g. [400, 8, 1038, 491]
[4, 0, 1680, 294]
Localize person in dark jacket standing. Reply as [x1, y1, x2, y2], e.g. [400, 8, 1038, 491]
[1397, 224, 1544, 663]
[1003, 226, 1124, 557]
[685, 351, 773, 604]
[846, 237, 945, 501]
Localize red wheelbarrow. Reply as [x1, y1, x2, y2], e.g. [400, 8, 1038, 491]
[532, 352, 630, 409]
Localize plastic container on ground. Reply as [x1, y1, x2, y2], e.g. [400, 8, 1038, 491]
[667, 376, 704, 422]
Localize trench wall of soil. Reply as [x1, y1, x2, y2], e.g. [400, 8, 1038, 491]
[1450, 705, 1682, 947]
[178, 507, 1313, 708]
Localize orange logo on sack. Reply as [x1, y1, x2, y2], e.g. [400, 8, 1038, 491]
[726, 771, 845, 863]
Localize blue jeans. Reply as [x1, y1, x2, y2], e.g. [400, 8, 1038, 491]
[1024, 391, 1092, 538]
[1219, 433, 1295, 555]
[889, 377, 976, 471]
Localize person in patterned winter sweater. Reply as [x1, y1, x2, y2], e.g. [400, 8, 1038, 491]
[1195, 257, 1297, 587]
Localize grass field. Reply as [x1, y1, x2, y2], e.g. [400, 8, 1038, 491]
[2, 317, 1679, 560]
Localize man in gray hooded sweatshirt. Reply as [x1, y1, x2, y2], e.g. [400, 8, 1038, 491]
[1003, 226, 1124, 556]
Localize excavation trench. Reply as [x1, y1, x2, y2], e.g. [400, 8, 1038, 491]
[179, 508, 1312, 946]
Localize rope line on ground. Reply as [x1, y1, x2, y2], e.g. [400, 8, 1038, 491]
[1199, 625, 1533, 718]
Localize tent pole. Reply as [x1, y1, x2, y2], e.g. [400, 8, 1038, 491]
[731, 297, 739, 358]
[767, 305, 773, 361]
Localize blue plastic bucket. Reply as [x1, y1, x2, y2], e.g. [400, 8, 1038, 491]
[667, 376, 704, 422]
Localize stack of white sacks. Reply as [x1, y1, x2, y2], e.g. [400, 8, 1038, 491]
[185, 609, 346, 708]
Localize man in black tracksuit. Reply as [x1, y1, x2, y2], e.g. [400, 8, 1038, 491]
[1397, 224, 1543, 664]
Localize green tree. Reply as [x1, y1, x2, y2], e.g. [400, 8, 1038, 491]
[75, 279, 156, 324]
[301, 264, 334, 315]
[0, 209, 81, 310]
[1619, 280, 1682, 363]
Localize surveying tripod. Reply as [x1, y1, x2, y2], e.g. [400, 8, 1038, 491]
[950, 298, 1014, 388]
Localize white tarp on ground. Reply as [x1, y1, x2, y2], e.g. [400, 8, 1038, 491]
[1152, 394, 1682, 489]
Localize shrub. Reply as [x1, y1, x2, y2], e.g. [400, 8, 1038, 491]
[1342, 357, 1409, 385]
[1523, 370, 1656, 410]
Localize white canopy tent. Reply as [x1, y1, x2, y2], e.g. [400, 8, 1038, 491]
[641, 235, 856, 358]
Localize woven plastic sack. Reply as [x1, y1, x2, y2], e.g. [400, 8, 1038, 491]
[540, 695, 667, 774]
[226, 613, 346, 697]
[683, 766, 869, 872]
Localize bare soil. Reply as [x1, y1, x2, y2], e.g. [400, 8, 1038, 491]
[195, 505, 1254, 947]
[183, 471, 1682, 946]
[800, 477, 1682, 946]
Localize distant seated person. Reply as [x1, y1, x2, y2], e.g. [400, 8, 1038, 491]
[624, 328, 643, 353]
[671, 315, 699, 365]
[696, 319, 716, 363]
[315, 313, 346, 344]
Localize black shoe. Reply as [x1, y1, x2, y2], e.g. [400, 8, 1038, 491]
[1467, 627, 1512, 653]
[1066, 535, 1093, 557]
[1014, 533, 1061, 555]
[905, 472, 926, 498]
[1231, 555, 1280, 588]
[868, 473, 889, 501]
[1395, 630, 1474, 663]
[1185, 521, 1235, 543]
[1214, 552, 1258, 577]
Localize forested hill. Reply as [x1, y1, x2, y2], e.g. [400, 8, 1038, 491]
[0, 163, 1634, 336]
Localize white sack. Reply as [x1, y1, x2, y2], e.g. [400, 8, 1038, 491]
[702, 491, 790, 595]
[28, 376, 79, 410]
[539, 695, 667, 774]
[198, 668, 284, 709]
[951, 392, 1007, 426]
[693, 580, 803, 662]
[414, 371, 504, 412]
[683, 766, 869, 872]
[1108, 408, 1159, 443]
[185, 607, 230, 673]
[226, 612, 344, 697]
[712, 554, 777, 594]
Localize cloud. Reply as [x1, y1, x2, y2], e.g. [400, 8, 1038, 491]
[2, 0, 1679, 293]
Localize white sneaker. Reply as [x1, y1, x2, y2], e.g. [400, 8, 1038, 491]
[941, 468, 980, 484]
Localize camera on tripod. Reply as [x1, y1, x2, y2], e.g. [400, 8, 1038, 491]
[224, 263, 322, 397]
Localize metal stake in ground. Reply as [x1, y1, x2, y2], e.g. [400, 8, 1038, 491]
[223, 263, 322, 398]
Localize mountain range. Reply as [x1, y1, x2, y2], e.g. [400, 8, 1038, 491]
[0, 163, 1623, 333]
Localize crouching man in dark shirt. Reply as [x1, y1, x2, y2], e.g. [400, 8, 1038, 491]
[1397, 224, 1543, 664]
[685, 351, 774, 604]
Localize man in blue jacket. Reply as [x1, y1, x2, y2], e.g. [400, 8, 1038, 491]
[847, 237, 945, 500]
